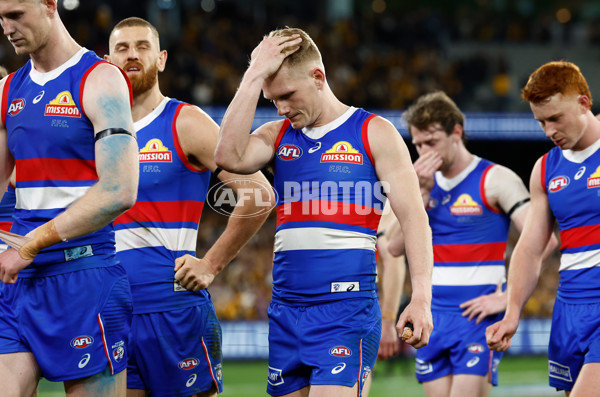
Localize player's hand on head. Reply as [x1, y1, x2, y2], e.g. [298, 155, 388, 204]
[397, 300, 433, 349]
[413, 151, 442, 193]
[0, 248, 33, 284]
[249, 34, 303, 80]
[173, 254, 217, 292]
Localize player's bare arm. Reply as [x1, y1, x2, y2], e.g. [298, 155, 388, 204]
[173, 105, 275, 291]
[368, 115, 433, 349]
[215, 35, 302, 173]
[0, 76, 15, 190]
[486, 157, 555, 351]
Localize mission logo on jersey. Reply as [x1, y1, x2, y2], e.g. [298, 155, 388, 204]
[449, 194, 482, 215]
[587, 166, 600, 188]
[139, 138, 173, 162]
[320, 141, 363, 164]
[44, 91, 81, 117]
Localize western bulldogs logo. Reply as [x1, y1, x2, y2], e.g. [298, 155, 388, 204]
[8, 98, 25, 116]
[277, 144, 302, 161]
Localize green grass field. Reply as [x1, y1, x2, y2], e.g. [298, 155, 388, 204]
[37, 355, 561, 397]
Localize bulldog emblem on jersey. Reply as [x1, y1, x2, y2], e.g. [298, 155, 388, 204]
[44, 91, 81, 118]
[449, 194, 482, 215]
[320, 141, 363, 164]
[587, 166, 600, 188]
[139, 138, 173, 162]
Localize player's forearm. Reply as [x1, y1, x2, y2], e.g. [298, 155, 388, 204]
[216, 74, 264, 171]
[503, 250, 543, 320]
[203, 211, 270, 275]
[403, 220, 433, 303]
[380, 253, 405, 320]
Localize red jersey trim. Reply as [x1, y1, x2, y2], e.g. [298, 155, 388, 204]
[1, 72, 15, 126]
[541, 154, 548, 193]
[273, 119, 291, 151]
[172, 103, 207, 172]
[433, 242, 507, 263]
[16, 158, 97, 181]
[114, 200, 204, 225]
[361, 114, 378, 167]
[559, 224, 600, 251]
[480, 164, 501, 213]
[276, 200, 382, 231]
[79, 61, 133, 120]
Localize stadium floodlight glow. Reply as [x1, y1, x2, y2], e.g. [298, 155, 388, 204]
[63, 0, 79, 11]
[201, 0, 216, 12]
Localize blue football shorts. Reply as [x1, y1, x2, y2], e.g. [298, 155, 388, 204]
[127, 301, 223, 396]
[548, 299, 600, 391]
[267, 298, 381, 397]
[415, 310, 503, 386]
[0, 264, 132, 381]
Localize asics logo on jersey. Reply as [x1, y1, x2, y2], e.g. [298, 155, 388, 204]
[331, 362, 346, 374]
[466, 357, 480, 367]
[33, 91, 45, 104]
[575, 166, 586, 180]
[186, 374, 197, 387]
[308, 142, 321, 153]
[78, 353, 91, 369]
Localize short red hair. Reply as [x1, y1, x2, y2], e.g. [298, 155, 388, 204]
[521, 61, 592, 106]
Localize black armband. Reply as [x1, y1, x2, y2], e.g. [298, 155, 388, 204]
[376, 230, 386, 238]
[213, 167, 224, 178]
[507, 198, 531, 217]
[94, 128, 135, 142]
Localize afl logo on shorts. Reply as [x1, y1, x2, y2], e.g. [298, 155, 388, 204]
[71, 335, 94, 349]
[8, 98, 25, 116]
[548, 176, 569, 193]
[277, 144, 302, 161]
[329, 346, 352, 357]
[467, 343, 484, 353]
[179, 358, 200, 370]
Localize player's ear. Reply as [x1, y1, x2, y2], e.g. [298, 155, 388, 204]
[311, 67, 325, 89]
[157, 50, 168, 73]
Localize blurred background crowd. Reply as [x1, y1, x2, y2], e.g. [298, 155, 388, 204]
[1, 0, 588, 320]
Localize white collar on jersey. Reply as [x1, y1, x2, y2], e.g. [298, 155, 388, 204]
[302, 106, 357, 140]
[434, 155, 481, 192]
[563, 137, 600, 163]
[29, 47, 88, 86]
[134, 96, 170, 131]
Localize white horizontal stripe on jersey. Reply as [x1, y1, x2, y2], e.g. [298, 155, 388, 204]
[115, 227, 198, 253]
[16, 186, 90, 210]
[432, 265, 506, 286]
[274, 227, 376, 252]
[560, 249, 600, 272]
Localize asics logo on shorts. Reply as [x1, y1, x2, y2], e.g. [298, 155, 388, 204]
[78, 353, 91, 369]
[331, 362, 346, 374]
[186, 374, 197, 387]
[467, 357, 480, 367]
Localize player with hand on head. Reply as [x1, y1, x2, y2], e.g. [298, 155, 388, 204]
[215, 27, 433, 397]
[385, 91, 557, 397]
[0, 0, 138, 396]
[106, 17, 274, 397]
[486, 61, 600, 396]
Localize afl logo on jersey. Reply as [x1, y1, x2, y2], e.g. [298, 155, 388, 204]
[277, 144, 303, 161]
[44, 91, 81, 117]
[8, 98, 25, 116]
[548, 176, 569, 193]
[179, 358, 200, 370]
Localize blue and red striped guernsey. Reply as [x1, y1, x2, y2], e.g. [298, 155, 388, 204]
[114, 98, 211, 313]
[2, 49, 122, 275]
[427, 158, 510, 312]
[272, 107, 385, 305]
[542, 145, 600, 302]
